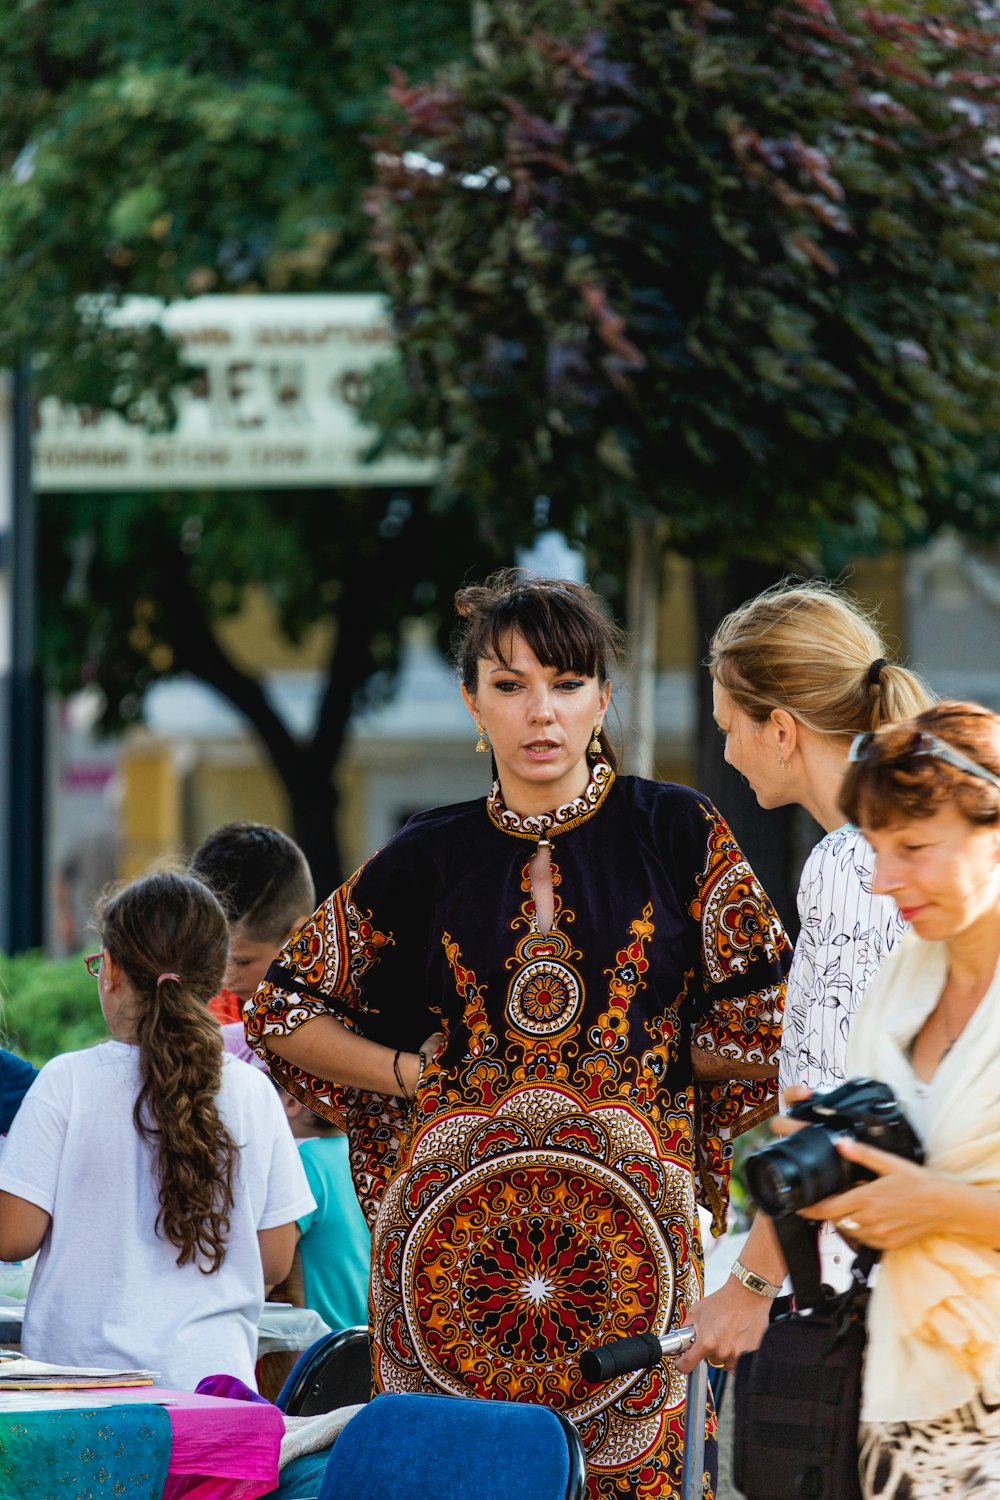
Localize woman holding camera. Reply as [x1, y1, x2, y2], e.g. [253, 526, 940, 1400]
[795, 700, 1000, 1496]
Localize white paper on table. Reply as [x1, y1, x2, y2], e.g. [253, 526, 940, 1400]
[0, 1389, 176, 1411]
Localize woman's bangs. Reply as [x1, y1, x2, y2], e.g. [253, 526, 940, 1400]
[487, 592, 603, 679]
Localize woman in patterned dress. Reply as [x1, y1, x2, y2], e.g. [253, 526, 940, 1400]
[685, 581, 931, 1372]
[786, 701, 1000, 1498]
[245, 573, 790, 1499]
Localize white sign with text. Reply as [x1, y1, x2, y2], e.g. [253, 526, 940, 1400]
[33, 294, 437, 491]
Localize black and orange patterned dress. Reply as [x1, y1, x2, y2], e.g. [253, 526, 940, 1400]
[246, 763, 789, 1499]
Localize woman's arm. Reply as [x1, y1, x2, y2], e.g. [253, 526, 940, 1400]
[676, 1210, 786, 1374]
[0, 1190, 50, 1262]
[265, 1015, 421, 1097]
[691, 1047, 777, 1083]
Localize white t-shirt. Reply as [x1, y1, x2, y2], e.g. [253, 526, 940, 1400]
[0, 1042, 314, 1390]
[778, 824, 906, 1096]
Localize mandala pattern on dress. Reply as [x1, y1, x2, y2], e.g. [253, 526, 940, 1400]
[691, 806, 785, 982]
[372, 1083, 697, 1487]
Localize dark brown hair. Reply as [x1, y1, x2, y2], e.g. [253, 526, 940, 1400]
[453, 571, 625, 770]
[97, 871, 238, 1273]
[190, 821, 315, 945]
[840, 700, 1000, 831]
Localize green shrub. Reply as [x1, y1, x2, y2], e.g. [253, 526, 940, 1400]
[0, 951, 109, 1066]
[731, 1119, 775, 1231]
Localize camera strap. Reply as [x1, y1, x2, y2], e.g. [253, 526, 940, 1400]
[771, 1213, 825, 1310]
[770, 1212, 878, 1311]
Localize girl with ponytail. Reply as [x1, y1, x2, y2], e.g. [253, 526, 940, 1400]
[0, 871, 313, 1390]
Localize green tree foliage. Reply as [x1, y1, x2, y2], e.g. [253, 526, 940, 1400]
[367, 0, 1000, 564]
[1, 951, 106, 1065]
[0, 1, 482, 888]
[0, 0, 472, 415]
[40, 487, 497, 891]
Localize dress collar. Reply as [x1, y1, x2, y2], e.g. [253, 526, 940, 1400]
[486, 759, 615, 844]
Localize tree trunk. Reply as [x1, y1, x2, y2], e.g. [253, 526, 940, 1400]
[284, 748, 343, 900]
[625, 514, 662, 777]
[158, 549, 348, 892]
[692, 561, 816, 937]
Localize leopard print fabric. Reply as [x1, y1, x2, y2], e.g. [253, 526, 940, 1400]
[860, 1391, 1000, 1498]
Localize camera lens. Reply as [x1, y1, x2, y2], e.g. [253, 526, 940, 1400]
[744, 1124, 856, 1216]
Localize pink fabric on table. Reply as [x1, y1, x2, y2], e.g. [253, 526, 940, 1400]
[102, 1386, 284, 1500]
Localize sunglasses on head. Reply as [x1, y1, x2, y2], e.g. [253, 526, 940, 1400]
[848, 729, 1000, 792]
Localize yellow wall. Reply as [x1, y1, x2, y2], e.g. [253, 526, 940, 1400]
[119, 743, 184, 880]
[214, 586, 333, 673]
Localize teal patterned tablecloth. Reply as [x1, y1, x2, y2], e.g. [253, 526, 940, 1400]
[0, 1399, 172, 1499]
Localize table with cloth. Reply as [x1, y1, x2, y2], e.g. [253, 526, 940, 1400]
[0, 1385, 286, 1500]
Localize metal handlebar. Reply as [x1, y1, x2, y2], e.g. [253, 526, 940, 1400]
[578, 1325, 696, 1383]
[579, 1327, 706, 1500]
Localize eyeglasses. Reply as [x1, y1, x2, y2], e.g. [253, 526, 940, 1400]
[84, 952, 103, 978]
[848, 730, 1000, 792]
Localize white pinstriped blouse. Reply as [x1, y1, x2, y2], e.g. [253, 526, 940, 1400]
[778, 824, 907, 1097]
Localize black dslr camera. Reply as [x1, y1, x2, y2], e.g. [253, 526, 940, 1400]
[744, 1077, 924, 1219]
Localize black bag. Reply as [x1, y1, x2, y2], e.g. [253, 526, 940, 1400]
[732, 1278, 869, 1500]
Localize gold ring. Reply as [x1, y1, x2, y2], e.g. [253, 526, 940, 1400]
[839, 1216, 861, 1234]
[706, 1358, 726, 1369]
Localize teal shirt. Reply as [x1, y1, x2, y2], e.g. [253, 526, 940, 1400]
[296, 1135, 371, 1331]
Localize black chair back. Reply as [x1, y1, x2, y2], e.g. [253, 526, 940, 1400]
[277, 1326, 372, 1416]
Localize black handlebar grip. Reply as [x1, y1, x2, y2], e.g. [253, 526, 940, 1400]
[579, 1331, 664, 1383]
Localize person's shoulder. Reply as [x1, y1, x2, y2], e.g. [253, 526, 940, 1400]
[219, 1056, 292, 1144]
[394, 797, 485, 842]
[0, 1049, 37, 1083]
[799, 826, 847, 882]
[356, 797, 486, 879]
[39, 1040, 123, 1075]
[816, 823, 867, 860]
[613, 775, 720, 834]
[296, 1135, 345, 1183]
[297, 1133, 346, 1162]
[27, 1041, 130, 1099]
[804, 824, 879, 892]
[220, 1050, 275, 1094]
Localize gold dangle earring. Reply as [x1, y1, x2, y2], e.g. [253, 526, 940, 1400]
[588, 723, 603, 757]
[475, 722, 489, 754]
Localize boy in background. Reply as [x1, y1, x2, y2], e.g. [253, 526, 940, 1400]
[189, 821, 315, 1026]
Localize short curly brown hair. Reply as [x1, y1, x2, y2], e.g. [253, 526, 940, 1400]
[840, 700, 1000, 831]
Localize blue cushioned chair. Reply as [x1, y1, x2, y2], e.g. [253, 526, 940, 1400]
[0, 1400, 173, 1499]
[275, 1327, 372, 1416]
[317, 1391, 587, 1500]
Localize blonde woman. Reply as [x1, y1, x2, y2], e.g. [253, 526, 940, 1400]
[677, 580, 932, 1377]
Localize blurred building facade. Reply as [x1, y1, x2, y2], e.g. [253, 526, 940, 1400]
[49, 544, 945, 952]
